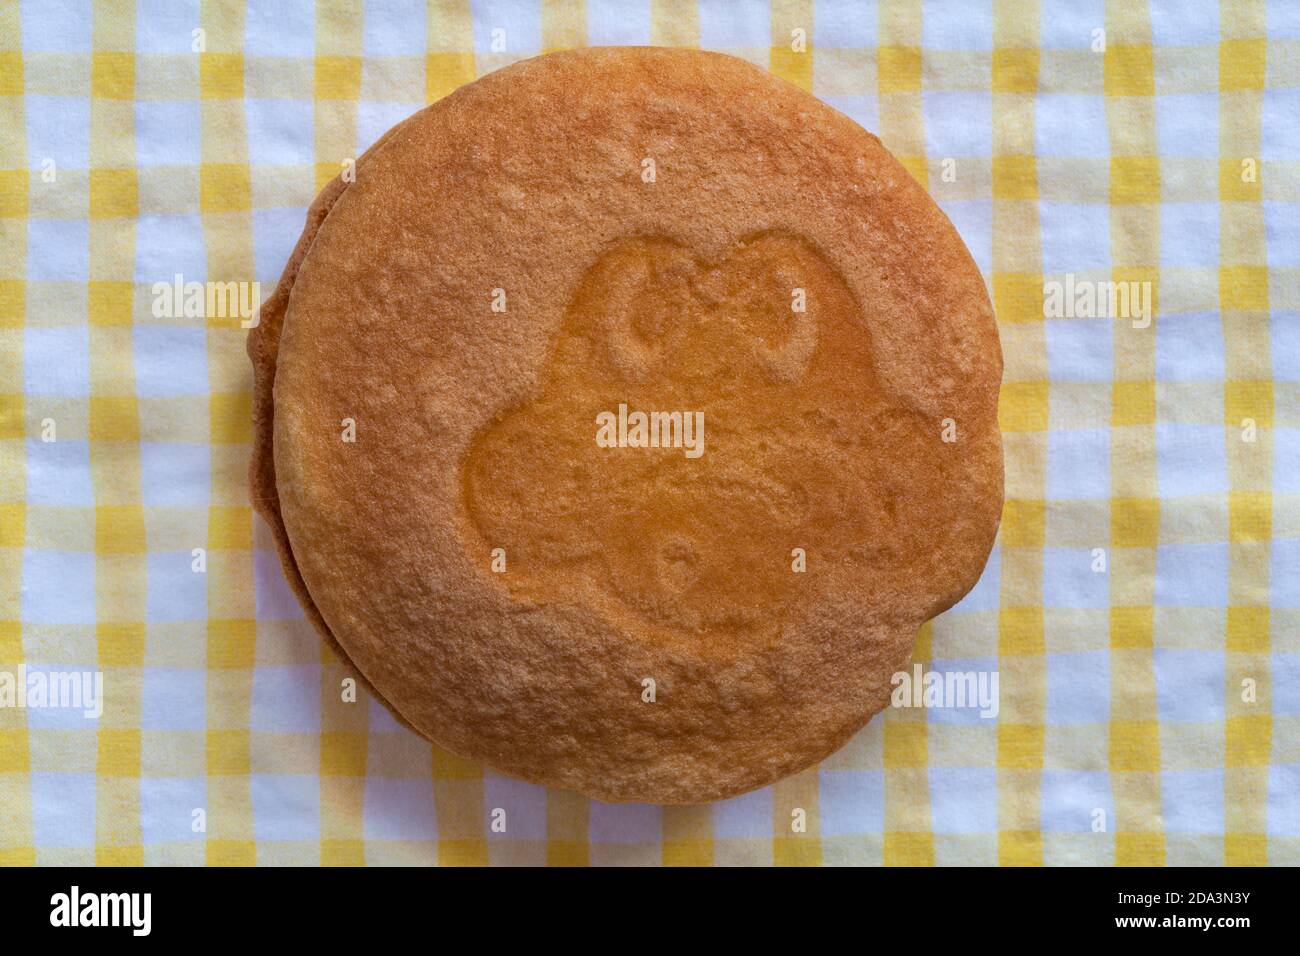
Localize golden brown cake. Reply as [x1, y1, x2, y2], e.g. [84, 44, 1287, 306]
[249, 47, 1003, 804]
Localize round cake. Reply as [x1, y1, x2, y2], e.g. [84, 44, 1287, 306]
[249, 47, 1003, 804]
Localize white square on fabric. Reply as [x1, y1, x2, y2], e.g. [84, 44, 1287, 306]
[252, 207, 308, 283]
[1269, 0, 1300, 39]
[929, 768, 996, 833]
[1156, 424, 1228, 497]
[1156, 312, 1224, 381]
[1155, 649, 1226, 723]
[135, 0, 202, 54]
[589, 801, 662, 844]
[1040, 202, 1110, 273]
[141, 777, 207, 844]
[355, 100, 416, 154]
[924, 657, 999, 726]
[25, 325, 90, 396]
[1272, 539, 1300, 607]
[139, 442, 210, 506]
[245, 0, 315, 58]
[30, 772, 96, 847]
[819, 95, 880, 137]
[141, 667, 207, 730]
[1160, 202, 1219, 268]
[25, 439, 93, 506]
[921, 0, 993, 50]
[1155, 93, 1220, 158]
[245, 99, 314, 166]
[1161, 769, 1225, 834]
[362, 0, 428, 56]
[587, 0, 652, 45]
[363, 777, 438, 841]
[483, 775, 545, 840]
[814, 0, 877, 48]
[712, 785, 774, 838]
[135, 100, 202, 167]
[1043, 550, 1109, 610]
[145, 551, 208, 623]
[26, 95, 92, 170]
[699, 0, 771, 49]
[20, 0, 92, 53]
[950, 546, 1000, 612]
[1036, 94, 1110, 158]
[136, 213, 206, 283]
[367, 698, 404, 731]
[1272, 653, 1300, 716]
[23, 665, 101, 729]
[1040, 770, 1112, 831]
[1047, 429, 1111, 499]
[1264, 201, 1300, 267]
[470, 0, 542, 54]
[1046, 317, 1113, 382]
[1038, 0, 1106, 49]
[938, 199, 992, 275]
[254, 548, 306, 620]
[1047, 650, 1110, 722]
[27, 219, 89, 282]
[1274, 315, 1300, 381]
[1149, 0, 1219, 46]
[819, 770, 884, 834]
[924, 92, 993, 158]
[1267, 765, 1300, 836]
[250, 665, 322, 733]
[1275, 429, 1300, 494]
[134, 326, 208, 397]
[1261, 89, 1300, 161]
[251, 775, 321, 842]
[1155, 543, 1229, 607]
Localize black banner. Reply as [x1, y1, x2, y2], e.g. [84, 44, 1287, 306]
[0, 865, 1283, 941]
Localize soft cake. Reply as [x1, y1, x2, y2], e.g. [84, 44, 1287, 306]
[249, 47, 1003, 803]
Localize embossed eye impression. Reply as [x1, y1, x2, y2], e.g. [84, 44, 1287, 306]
[565, 237, 694, 383]
[715, 232, 836, 384]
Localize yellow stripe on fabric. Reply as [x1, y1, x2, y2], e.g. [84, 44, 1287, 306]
[312, 0, 363, 191]
[86, 0, 143, 867]
[988, 0, 1047, 867]
[663, 805, 714, 866]
[427, 0, 476, 103]
[0, 0, 32, 867]
[546, 788, 589, 866]
[651, 0, 700, 48]
[872, 0, 936, 866]
[1218, 0, 1271, 868]
[770, 0, 813, 92]
[542, 0, 586, 54]
[1103, 0, 1164, 868]
[196, 0, 256, 867]
[773, 766, 823, 866]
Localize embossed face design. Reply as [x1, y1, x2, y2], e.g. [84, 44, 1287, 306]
[463, 232, 956, 644]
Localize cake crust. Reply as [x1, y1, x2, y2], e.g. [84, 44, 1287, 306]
[249, 47, 1003, 803]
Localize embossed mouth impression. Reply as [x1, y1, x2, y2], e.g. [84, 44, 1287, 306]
[595, 403, 705, 458]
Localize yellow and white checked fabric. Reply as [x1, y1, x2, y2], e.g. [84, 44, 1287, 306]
[1, 0, 1297, 866]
